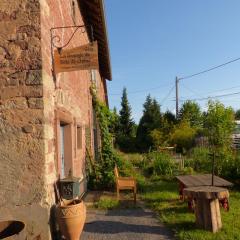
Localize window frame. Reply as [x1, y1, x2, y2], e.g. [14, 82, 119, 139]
[55, 108, 74, 179]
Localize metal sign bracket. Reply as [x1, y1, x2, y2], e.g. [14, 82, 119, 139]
[50, 25, 94, 85]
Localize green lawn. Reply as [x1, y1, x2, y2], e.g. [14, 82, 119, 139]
[141, 178, 240, 240]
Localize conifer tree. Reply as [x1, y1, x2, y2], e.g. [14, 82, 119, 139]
[161, 110, 176, 142]
[109, 107, 120, 135]
[119, 87, 134, 136]
[136, 95, 162, 151]
[163, 110, 176, 124]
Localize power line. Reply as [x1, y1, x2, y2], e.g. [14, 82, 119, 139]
[179, 91, 240, 102]
[220, 99, 240, 103]
[109, 83, 171, 96]
[160, 85, 175, 105]
[181, 82, 204, 98]
[179, 84, 240, 101]
[179, 57, 240, 81]
[204, 84, 240, 95]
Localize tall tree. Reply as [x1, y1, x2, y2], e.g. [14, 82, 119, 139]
[170, 119, 196, 153]
[119, 87, 134, 136]
[136, 95, 162, 151]
[163, 110, 176, 125]
[205, 100, 235, 150]
[179, 100, 203, 129]
[204, 100, 235, 175]
[160, 110, 176, 145]
[109, 107, 120, 136]
[235, 109, 240, 120]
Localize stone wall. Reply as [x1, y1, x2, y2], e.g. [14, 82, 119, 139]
[41, 0, 107, 204]
[0, 0, 108, 238]
[0, 0, 50, 239]
[41, 0, 90, 204]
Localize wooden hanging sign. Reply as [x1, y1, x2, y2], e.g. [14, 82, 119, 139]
[54, 41, 99, 73]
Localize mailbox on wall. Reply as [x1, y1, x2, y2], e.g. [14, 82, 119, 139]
[59, 171, 81, 200]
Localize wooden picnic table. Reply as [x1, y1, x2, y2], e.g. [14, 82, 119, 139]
[183, 186, 229, 233]
[176, 174, 233, 210]
[176, 174, 233, 188]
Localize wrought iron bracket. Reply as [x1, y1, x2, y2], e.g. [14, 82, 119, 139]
[50, 25, 94, 85]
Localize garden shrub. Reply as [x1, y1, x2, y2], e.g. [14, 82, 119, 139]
[135, 173, 146, 192]
[187, 147, 211, 173]
[149, 129, 165, 150]
[117, 151, 144, 168]
[143, 151, 176, 176]
[181, 166, 194, 175]
[115, 134, 136, 153]
[118, 156, 134, 177]
[170, 120, 196, 153]
[231, 151, 240, 180]
[214, 149, 236, 178]
[183, 147, 240, 180]
[127, 153, 144, 168]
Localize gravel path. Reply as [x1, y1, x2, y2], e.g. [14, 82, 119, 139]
[81, 208, 174, 240]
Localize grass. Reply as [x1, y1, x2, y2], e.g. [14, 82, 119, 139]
[117, 151, 144, 168]
[93, 192, 139, 210]
[94, 196, 120, 209]
[93, 150, 240, 239]
[141, 177, 240, 240]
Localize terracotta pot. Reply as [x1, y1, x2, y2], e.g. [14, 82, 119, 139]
[57, 199, 86, 240]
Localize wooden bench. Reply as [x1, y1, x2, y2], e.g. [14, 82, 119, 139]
[114, 166, 137, 203]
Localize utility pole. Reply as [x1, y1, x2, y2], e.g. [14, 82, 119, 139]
[175, 76, 179, 118]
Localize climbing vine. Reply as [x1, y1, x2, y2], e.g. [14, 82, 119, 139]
[87, 85, 122, 189]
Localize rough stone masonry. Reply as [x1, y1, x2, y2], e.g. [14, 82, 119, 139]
[0, 0, 49, 239]
[0, 0, 108, 239]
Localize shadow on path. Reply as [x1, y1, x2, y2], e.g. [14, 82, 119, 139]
[105, 207, 153, 218]
[84, 220, 171, 235]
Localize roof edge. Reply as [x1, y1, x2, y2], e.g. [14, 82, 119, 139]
[78, 0, 112, 81]
[99, 0, 112, 80]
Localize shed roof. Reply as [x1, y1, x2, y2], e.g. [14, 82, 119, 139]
[79, 0, 112, 80]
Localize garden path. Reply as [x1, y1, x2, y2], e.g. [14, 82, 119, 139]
[81, 206, 174, 240]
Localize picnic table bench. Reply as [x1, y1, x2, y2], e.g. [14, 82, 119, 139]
[176, 174, 233, 210]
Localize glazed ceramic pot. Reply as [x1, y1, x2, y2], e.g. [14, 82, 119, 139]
[57, 199, 86, 240]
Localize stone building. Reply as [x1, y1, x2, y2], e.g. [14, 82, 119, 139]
[0, 0, 111, 239]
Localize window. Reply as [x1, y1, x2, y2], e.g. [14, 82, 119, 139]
[59, 122, 72, 178]
[55, 109, 73, 179]
[60, 124, 65, 177]
[85, 126, 91, 151]
[77, 126, 82, 150]
[91, 69, 97, 87]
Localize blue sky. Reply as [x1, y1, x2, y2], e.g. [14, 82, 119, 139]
[104, 0, 240, 122]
